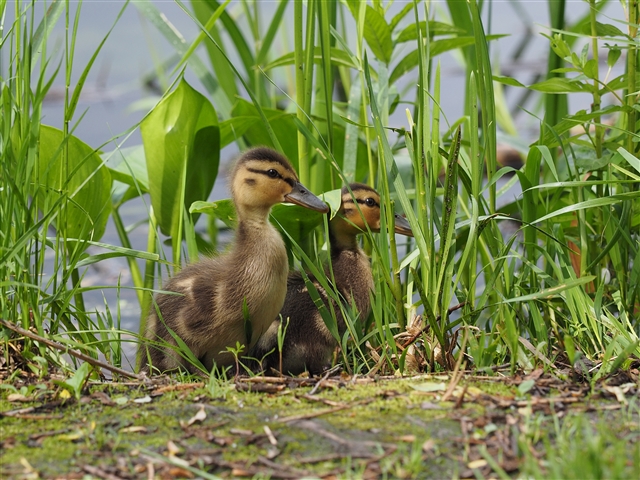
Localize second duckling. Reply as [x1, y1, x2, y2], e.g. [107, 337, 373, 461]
[248, 183, 413, 375]
[140, 147, 328, 375]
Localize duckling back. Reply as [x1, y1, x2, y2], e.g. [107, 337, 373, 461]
[140, 147, 328, 375]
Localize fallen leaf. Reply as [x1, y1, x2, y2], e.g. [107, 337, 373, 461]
[133, 395, 152, 404]
[91, 391, 115, 406]
[602, 385, 628, 404]
[422, 439, 435, 452]
[185, 404, 207, 427]
[120, 426, 148, 434]
[411, 382, 446, 393]
[517, 406, 533, 417]
[467, 459, 488, 469]
[267, 447, 281, 460]
[169, 467, 194, 478]
[166, 440, 181, 456]
[7, 394, 29, 403]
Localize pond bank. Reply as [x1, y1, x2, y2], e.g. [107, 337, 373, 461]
[1, 369, 638, 478]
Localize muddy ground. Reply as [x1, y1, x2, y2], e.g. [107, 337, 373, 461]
[1, 368, 638, 479]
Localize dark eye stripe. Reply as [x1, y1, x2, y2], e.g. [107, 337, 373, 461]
[247, 167, 281, 179]
[246, 167, 297, 188]
[356, 198, 379, 208]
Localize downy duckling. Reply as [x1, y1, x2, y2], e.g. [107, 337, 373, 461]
[248, 183, 413, 375]
[140, 147, 329, 374]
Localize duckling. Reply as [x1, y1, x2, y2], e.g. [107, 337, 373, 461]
[248, 183, 413, 376]
[140, 147, 329, 374]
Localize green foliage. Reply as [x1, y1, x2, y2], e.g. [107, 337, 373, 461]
[36, 125, 112, 245]
[2, 0, 638, 383]
[141, 78, 220, 240]
[53, 362, 92, 400]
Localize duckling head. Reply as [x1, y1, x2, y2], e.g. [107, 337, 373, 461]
[331, 183, 413, 246]
[230, 147, 328, 220]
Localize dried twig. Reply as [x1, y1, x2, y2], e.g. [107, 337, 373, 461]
[0, 319, 143, 380]
[0, 399, 70, 418]
[81, 465, 125, 480]
[276, 398, 373, 423]
[308, 367, 334, 395]
[442, 329, 468, 402]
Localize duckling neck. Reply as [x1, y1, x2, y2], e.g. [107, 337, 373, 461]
[328, 220, 359, 255]
[235, 204, 272, 225]
[231, 204, 289, 344]
[328, 224, 374, 320]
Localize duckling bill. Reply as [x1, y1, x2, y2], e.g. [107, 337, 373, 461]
[139, 147, 329, 375]
[248, 183, 413, 376]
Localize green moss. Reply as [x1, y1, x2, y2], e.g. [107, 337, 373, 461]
[1, 377, 637, 478]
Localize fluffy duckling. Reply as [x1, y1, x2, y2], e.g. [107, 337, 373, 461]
[140, 147, 329, 374]
[248, 183, 413, 375]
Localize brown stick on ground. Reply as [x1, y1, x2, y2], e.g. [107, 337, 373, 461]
[0, 318, 143, 381]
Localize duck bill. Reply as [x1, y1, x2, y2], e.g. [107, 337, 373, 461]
[285, 182, 330, 213]
[394, 214, 413, 237]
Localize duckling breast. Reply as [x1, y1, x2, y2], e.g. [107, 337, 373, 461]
[225, 221, 290, 347]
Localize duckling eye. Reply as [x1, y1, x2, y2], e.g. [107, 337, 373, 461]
[365, 198, 376, 207]
[267, 169, 279, 178]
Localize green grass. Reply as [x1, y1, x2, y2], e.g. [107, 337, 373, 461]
[1, 0, 639, 386]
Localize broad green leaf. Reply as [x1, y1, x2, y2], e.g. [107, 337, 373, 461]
[190, 199, 237, 229]
[364, 6, 393, 64]
[53, 362, 91, 400]
[583, 59, 599, 80]
[219, 116, 259, 148]
[103, 145, 149, 206]
[231, 99, 298, 165]
[37, 125, 112, 244]
[573, 147, 613, 172]
[141, 79, 220, 237]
